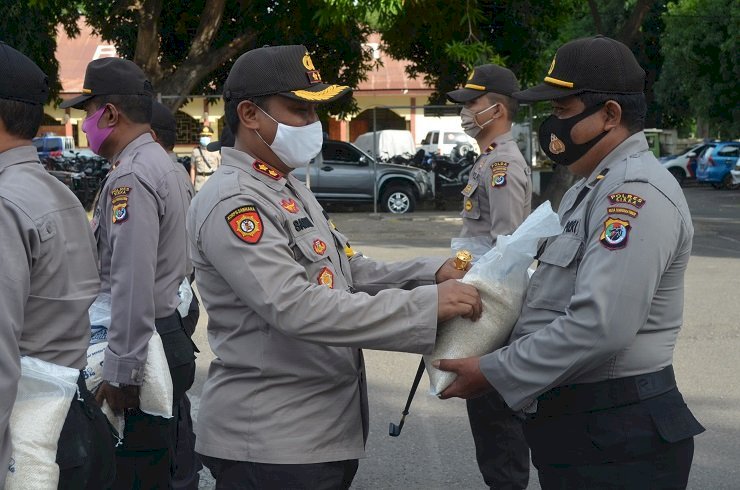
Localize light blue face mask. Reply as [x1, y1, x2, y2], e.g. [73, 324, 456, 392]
[200, 137, 211, 147]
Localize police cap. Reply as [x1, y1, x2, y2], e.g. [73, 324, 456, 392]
[60, 58, 153, 109]
[206, 125, 234, 152]
[514, 35, 645, 102]
[151, 101, 176, 133]
[446, 64, 520, 103]
[0, 42, 49, 105]
[223, 45, 352, 104]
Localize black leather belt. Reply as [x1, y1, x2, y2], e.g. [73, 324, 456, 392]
[537, 365, 676, 415]
[197, 171, 214, 176]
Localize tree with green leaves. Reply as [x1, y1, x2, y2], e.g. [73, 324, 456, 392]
[0, 0, 80, 100]
[81, 0, 403, 114]
[655, 0, 739, 138]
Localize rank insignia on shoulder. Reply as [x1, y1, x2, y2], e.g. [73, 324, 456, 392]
[462, 183, 472, 194]
[253, 160, 283, 180]
[599, 217, 630, 250]
[313, 239, 327, 255]
[492, 174, 506, 187]
[225, 205, 263, 244]
[608, 192, 646, 209]
[111, 186, 131, 224]
[464, 199, 473, 211]
[317, 267, 334, 289]
[280, 198, 299, 214]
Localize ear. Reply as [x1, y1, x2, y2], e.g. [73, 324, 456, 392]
[103, 103, 120, 128]
[149, 129, 159, 142]
[603, 100, 622, 131]
[237, 100, 260, 130]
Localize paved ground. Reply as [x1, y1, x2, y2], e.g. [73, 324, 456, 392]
[190, 185, 740, 489]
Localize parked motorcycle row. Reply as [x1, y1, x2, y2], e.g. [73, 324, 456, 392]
[381, 147, 478, 197]
[41, 154, 111, 210]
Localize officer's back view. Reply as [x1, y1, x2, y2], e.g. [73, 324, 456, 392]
[0, 42, 114, 488]
[60, 58, 196, 488]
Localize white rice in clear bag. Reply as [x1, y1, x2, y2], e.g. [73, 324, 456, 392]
[425, 202, 562, 395]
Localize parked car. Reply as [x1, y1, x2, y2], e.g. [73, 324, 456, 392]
[292, 140, 434, 214]
[696, 141, 740, 189]
[32, 135, 76, 159]
[419, 130, 478, 159]
[353, 130, 416, 162]
[660, 142, 716, 185]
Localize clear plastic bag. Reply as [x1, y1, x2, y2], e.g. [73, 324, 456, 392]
[88, 292, 112, 329]
[176, 277, 193, 318]
[425, 202, 562, 395]
[6, 356, 79, 489]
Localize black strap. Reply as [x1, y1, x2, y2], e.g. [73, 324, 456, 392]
[389, 359, 425, 437]
[197, 147, 213, 170]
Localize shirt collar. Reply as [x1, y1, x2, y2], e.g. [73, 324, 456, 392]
[0, 145, 40, 173]
[483, 130, 514, 154]
[585, 132, 650, 184]
[111, 132, 157, 164]
[221, 147, 287, 191]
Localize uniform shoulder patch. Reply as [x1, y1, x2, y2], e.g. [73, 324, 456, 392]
[225, 205, 263, 244]
[491, 162, 508, 188]
[600, 217, 631, 250]
[111, 186, 131, 224]
[608, 192, 646, 209]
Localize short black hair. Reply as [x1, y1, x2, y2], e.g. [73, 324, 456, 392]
[224, 95, 272, 137]
[577, 92, 646, 133]
[94, 94, 152, 124]
[155, 128, 176, 151]
[0, 98, 43, 139]
[486, 93, 519, 121]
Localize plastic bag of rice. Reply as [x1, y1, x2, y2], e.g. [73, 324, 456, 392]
[6, 356, 79, 489]
[425, 202, 561, 395]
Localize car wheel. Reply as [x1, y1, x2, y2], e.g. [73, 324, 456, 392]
[722, 173, 740, 190]
[668, 167, 685, 186]
[381, 185, 416, 214]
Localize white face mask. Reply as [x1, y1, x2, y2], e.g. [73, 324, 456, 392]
[200, 136, 211, 147]
[255, 107, 323, 169]
[460, 103, 499, 138]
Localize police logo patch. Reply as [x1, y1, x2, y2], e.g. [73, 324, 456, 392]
[608, 193, 646, 209]
[280, 199, 299, 214]
[492, 174, 506, 187]
[111, 186, 131, 224]
[549, 134, 566, 154]
[464, 199, 473, 211]
[600, 217, 630, 250]
[253, 161, 282, 180]
[608, 206, 638, 218]
[313, 239, 327, 255]
[317, 267, 334, 289]
[226, 205, 263, 244]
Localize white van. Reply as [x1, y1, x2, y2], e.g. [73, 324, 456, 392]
[418, 130, 478, 157]
[354, 130, 416, 161]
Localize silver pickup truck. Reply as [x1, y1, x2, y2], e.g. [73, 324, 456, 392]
[292, 140, 434, 214]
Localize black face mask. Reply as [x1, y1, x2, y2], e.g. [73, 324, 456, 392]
[539, 102, 608, 166]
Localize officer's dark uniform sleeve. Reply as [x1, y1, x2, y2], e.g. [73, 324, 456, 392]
[481, 182, 690, 410]
[0, 200, 34, 487]
[197, 196, 438, 354]
[102, 173, 160, 385]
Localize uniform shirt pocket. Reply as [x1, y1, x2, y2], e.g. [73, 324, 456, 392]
[460, 180, 481, 220]
[526, 234, 582, 312]
[293, 234, 330, 263]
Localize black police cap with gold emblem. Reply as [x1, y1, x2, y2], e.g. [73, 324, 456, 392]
[60, 58, 153, 109]
[446, 64, 520, 103]
[0, 42, 49, 105]
[223, 45, 351, 104]
[514, 36, 645, 102]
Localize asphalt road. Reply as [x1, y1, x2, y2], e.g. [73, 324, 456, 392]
[191, 185, 740, 489]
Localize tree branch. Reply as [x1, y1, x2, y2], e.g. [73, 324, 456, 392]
[132, 0, 164, 82]
[187, 0, 227, 59]
[618, 0, 654, 45]
[587, 0, 604, 35]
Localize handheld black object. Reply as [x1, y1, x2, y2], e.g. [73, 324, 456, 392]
[389, 358, 426, 437]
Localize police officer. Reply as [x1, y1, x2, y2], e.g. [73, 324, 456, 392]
[60, 58, 196, 489]
[187, 44, 482, 489]
[190, 125, 221, 191]
[150, 100, 202, 489]
[0, 42, 114, 488]
[446, 64, 532, 490]
[435, 36, 705, 489]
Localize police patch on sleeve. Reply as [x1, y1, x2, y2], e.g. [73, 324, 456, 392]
[225, 205, 263, 244]
[111, 186, 131, 224]
[608, 192, 646, 209]
[599, 217, 630, 250]
[491, 162, 508, 188]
